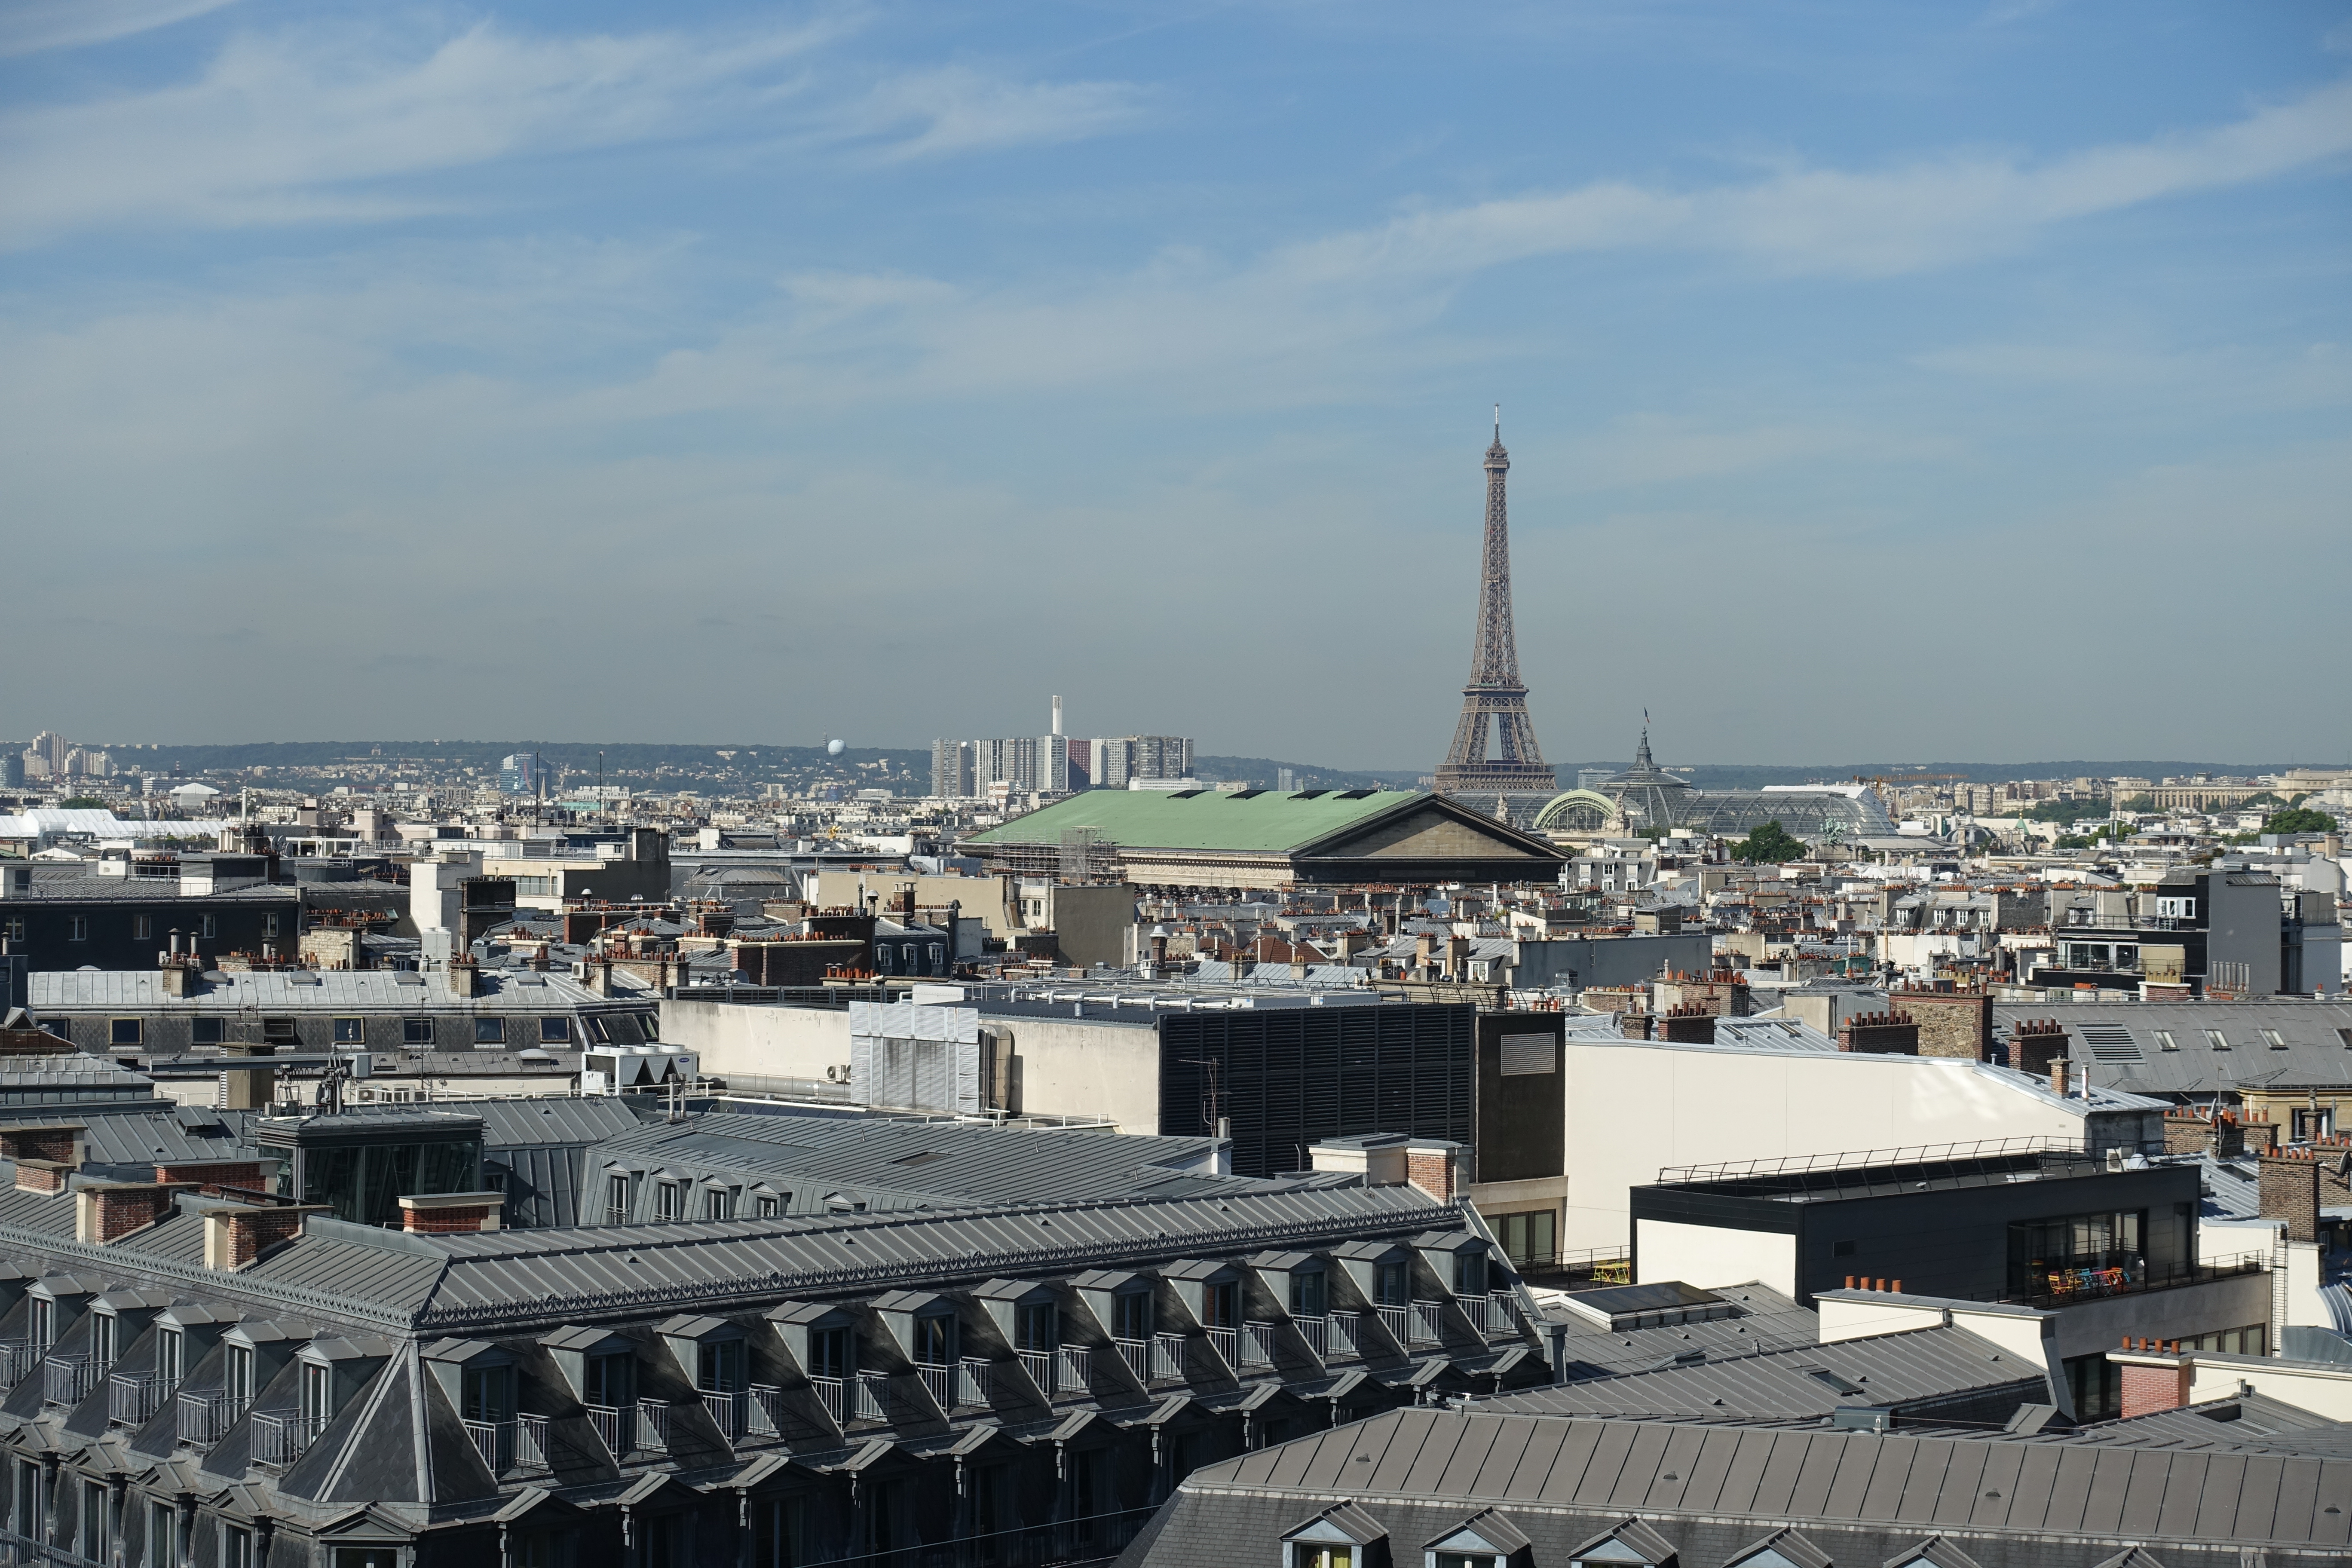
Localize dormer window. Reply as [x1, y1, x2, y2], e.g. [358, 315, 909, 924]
[1201, 1281, 1237, 1329]
[1374, 1261, 1409, 1308]
[655, 1182, 685, 1221]
[1452, 1252, 1488, 1297]
[1289, 1272, 1326, 1319]
[157, 1328, 184, 1385]
[913, 1313, 956, 1366]
[703, 1187, 734, 1220]
[585, 1351, 634, 1410]
[1112, 1290, 1153, 1341]
[697, 1340, 744, 1394]
[1284, 1503, 1385, 1568]
[93, 1312, 117, 1369]
[29, 1298, 53, 1354]
[808, 1326, 852, 1381]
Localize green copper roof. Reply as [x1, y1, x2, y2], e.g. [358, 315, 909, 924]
[962, 789, 1427, 854]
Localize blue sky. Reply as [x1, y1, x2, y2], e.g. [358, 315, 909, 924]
[2, 1, 2346, 768]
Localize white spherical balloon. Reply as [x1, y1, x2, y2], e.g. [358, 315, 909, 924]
[826, 738, 845, 756]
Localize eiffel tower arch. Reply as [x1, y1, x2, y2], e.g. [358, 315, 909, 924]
[1432, 416, 1557, 815]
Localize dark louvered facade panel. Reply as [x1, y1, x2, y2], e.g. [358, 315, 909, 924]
[1157, 1004, 1474, 1177]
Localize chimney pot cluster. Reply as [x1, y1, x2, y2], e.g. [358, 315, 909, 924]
[1843, 1277, 1905, 1292]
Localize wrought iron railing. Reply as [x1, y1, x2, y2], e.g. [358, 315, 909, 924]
[701, 1388, 745, 1441]
[586, 1401, 634, 1456]
[251, 1411, 325, 1467]
[177, 1387, 248, 1449]
[636, 1400, 672, 1455]
[109, 1370, 178, 1427]
[1412, 1301, 1447, 1346]
[41, 1356, 101, 1408]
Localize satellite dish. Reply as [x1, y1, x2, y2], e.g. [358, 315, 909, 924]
[826, 738, 845, 757]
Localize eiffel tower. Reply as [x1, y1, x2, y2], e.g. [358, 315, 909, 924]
[1433, 413, 1556, 802]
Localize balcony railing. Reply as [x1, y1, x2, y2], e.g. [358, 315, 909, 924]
[109, 1371, 178, 1427]
[1241, 1323, 1281, 1369]
[808, 1373, 888, 1425]
[745, 1383, 786, 1439]
[701, 1388, 745, 1441]
[636, 1400, 671, 1455]
[2005, 1253, 2267, 1310]
[42, 1356, 102, 1408]
[1412, 1301, 1447, 1346]
[1294, 1314, 1329, 1358]
[1202, 1327, 1237, 1371]
[1374, 1304, 1411, 1346]
[586, 1401, 634, 1457]
[1114, 1335, 1183, 1384]
[251, 1411, 326, 1467]
[462, 1415, 549, 1473]
[1328, 1311, 1365, 1359]
[1057, 1344, 1092, 1396]
[0, 1341, 34, 1393]
[177, 1388, 248, 1449]
[917, 1359, 990, 1410]
[602, 1205, 630, 1226]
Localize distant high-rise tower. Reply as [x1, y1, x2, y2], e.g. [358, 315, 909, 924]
[1433, 414, 1554, 799]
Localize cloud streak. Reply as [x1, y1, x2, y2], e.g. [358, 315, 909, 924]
[0, 0, 239, 59]
[0, 15, 1152, 248]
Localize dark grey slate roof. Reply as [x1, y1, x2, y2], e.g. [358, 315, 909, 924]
[587, 1110, 1302, 1211]
[1992, 998, 2352, 1096]
[1487, 1326, 2043, 1423]
[1543, 1282, 1819, 1381]
[1135, 1404, 2352, 1563]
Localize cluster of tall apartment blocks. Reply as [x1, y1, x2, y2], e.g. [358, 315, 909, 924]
[931, 701, 1192, 800]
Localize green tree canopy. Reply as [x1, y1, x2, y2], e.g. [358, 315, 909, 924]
[2021, 797, 2110, 825]
[2262, 807, 2338, 836]
[1731, 820, 1807, 864]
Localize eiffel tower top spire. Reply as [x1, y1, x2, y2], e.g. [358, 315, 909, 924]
[1434, 413, 1554, 800]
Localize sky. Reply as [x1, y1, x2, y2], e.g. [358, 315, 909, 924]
[1, 1, 2347, 770]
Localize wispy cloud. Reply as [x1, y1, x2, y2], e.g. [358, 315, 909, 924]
[0, 15, 1152, 248]
[0, 0, 239, 59]
[1277, 75, 2352, 280]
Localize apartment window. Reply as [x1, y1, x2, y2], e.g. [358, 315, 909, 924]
[93, 1311, 118, 1368]
[262, 915, 279, 939]
[702, 1186, 733, 1220]
[133, 916, 153, 942]
[605, 1174, 631, 1222]
[474, 1017, 506, 1045]
[403, 1018, 433, 1045]
[2262, 1029, 2288, 1050]
[584, 1352, 633, 1409]
[157, 1328, 183, 1385]
[2156, 896, 2197, 920]
[655, 1182, 685, 1221]
[147, 1501, 178, 1568]
[1113, 1290, 1152, 1341]
[302, 1362, 331, 1427]
[79, 1480, 110, 1565]
[1373, 1261, 1409, 1308]
[67, 917, 88, 942]
[110, 1018, 142, 1047]
[1432, 1555, 1494, 1568]
[753, 1193, 779, 1218]
[461, 1364, 514, 1423]
[199, 916, 215, 940]
[539, 1017, 571, 1043]
[1199, 1282, 1237, 1331]
[221, 1525, 252, 1568]
[3, 919, 21, 942]
[1293, 1548, 1353, 1568]
[30, 1298, 54, 1354]
[696, 1340, 744, 1393]
[2009, 1210, 2144, 1300]
[1496, 1209, 1556, 1268]
[807, 1327, 851, 1381]
[13, 1461, 39, 1544]
[2205, 1030, 2230, 1050]
[912, 1313, 956, 1366]
[928, 944, 943, 968]
[749, 1498, 805, 1568]
[1454, 1252, 1490, 1296]
[333, 1018, 365, 1044]
[333, 1552, 397, 1568]
[1289, 1270, 1326, 1318]
[2154, 1031, 2177, 1052]
[225, 1344, 254, 1404]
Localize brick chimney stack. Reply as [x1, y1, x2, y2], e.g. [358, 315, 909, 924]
[2259, 1147, 2320, 1242]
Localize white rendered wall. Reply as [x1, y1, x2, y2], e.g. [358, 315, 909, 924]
[1564, 1040, 2095, 1252]
[1635, 1218, 1795, 1297]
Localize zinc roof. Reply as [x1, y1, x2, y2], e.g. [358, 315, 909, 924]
[1991, 999, 2352, 1096]
[963, 790, 1425, 854]
[30, 968, 624, 1012]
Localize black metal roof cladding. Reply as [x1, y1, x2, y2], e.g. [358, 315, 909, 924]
[0, 1179, 1458, 1336]
[1165, 1404, 2352, 1553]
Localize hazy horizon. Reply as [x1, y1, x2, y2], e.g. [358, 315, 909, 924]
[3, 3, 2346, 769]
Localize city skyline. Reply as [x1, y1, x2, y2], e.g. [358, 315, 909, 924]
[2, 3, 2346, 766]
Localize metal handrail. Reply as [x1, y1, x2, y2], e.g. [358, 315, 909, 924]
[462, 1417, 513, 1472]
[1657, 1136, 2082, 1185]
[701, 1388, 744, 1441]
[1411, 1300, 1447, 1346]
[856, 1372, 889, 1422]
[916, 1358, 989, 1410]
[636, 1399, 671, 1455]
[1294, 1314, 1329, 1357]
[1242, 1323, 1280, 1369]
[42, 1355, 102, 1408]
[109, 1370, 178, 1427]
[1329, 1311, 1364, 1358]
[1017, 1348, 1056, 1396]
[808, 1375, 846, 1425]
[251, 1410, 325, 1466]
[585, 1401, 634, 1456]
[1374, 1304, 1410, 1346]
[0, 1341, 33, 1393]
[746, 1383, 785, 1439]
[177, 1387, 248, 1449]
[1203, 1326, 1237, 1370]
[1057, 1344, 1091, 1396]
